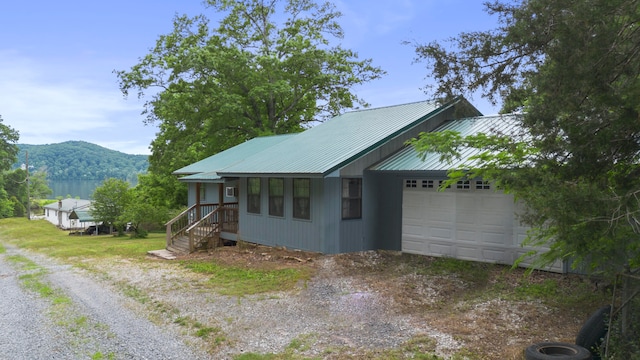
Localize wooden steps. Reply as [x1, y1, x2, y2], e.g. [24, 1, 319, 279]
[167, 235, 190, 254]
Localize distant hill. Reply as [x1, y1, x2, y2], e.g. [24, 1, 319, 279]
[15, 141, 148, 181]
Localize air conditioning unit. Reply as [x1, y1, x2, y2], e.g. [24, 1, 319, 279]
[225, 187, 237, 197]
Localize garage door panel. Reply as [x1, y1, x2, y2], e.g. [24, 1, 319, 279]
[481, 231, 510, 245]
[402, 185, 561, 272]
[456, 245, 481, 260]
[427, 242, 454, 257]
[402, 223, 423, 237]
[482, 248, 510, 263]
[455, 229, 478, 242]
[429, 226, 453, 240]
[402, 236, 425, 253]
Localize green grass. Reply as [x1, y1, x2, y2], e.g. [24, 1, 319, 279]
[234, 334, 444, 360]
[422, 256, 492, 285]
[0, 218, 165, 262]
[6, 254, 73, 305]
[183, 260, 310, 296]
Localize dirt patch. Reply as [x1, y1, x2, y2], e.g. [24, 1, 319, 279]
[130, 245, 603, 359]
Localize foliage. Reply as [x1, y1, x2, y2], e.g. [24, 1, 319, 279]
[116, 0, 385, 208]
[0, 115, 20, 217]
[0, 115, 19, 171]
[409, 0, 640, 277]
[135, 172, 186, 209]
[90, 178, 133, 233]
[3, 168, 52, 217]
[119, 195, 169, 236]
[15, 141, 148, 181]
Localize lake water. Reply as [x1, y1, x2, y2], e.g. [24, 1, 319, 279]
[48, 179, 137, 200]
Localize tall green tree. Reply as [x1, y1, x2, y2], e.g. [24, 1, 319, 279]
[409, 0, 640, 276]
[90, 178, 132, 234]
[116, 0, 385, 208]
[0, 115, 20, 218]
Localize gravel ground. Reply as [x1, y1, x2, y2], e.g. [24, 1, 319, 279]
[0, 242, 592, 360]
[0, 244, 210, 360]
[98, 252, 462, 359]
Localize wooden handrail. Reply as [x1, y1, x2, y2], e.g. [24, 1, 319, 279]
[165, 203, 239, 252]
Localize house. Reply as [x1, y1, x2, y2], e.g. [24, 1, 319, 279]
[43, 198, 96, 230]
[168, 97, 563, 272]
[168, 97, 481, 253]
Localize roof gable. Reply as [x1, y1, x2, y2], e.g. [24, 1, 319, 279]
[371, 114, 523, 172]
[218, 98, 475, 176]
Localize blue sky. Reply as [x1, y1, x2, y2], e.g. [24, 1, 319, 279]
[0, 1, 499, 155]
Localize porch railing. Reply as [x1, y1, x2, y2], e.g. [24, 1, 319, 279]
[165, 203, 238, 252]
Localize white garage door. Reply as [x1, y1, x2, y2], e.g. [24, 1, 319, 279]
[401, 179, 562, 272]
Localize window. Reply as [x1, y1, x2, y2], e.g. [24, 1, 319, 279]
[476, 180, 491, 190]
[405, 179, 417, 188]
[269, 178, 284, 217]
[247, 178, 261, 214]
[342, 178, 362, 219]
[199, 184, 206, 201]
[422, 180, 435, 188]
[456, 180, 470, 189]
[293, 178, 310, 220]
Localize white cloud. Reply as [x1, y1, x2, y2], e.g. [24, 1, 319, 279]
[0, 50, 154, 154]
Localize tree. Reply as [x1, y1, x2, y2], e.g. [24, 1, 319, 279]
[28, 171, 53, 200]
[0, 115, 21, 218]
[120, 200, 168, 238]
[90, 178, 132, 234]
[116, 0, 385, 208]
[409, 0, 640, 276]
[3, 169, 52, 217]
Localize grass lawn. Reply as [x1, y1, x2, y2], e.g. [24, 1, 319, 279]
[0, 217, 311, 296]
[0, 217, 165, 261]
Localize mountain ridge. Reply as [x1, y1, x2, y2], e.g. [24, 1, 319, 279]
[15, 140, 149, 181]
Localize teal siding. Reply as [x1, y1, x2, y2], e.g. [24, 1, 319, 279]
[363, 171, 404, 251]
[322, 177, 341, 254]
[237, 177, 325, 252]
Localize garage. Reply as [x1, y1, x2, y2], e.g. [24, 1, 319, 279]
[401, 178, 562, 272]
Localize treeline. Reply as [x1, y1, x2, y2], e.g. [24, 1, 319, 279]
[15, 141, 148, 181]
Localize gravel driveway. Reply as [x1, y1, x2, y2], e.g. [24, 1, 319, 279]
[0, 244, 460, 360]
[0, 244, 210, 360]
[0, 242, 587, 360]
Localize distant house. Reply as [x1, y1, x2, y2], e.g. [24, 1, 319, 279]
[167, 98, 563, 272]
[43, 199, 96, 230]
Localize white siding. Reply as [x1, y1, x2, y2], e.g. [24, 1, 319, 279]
[401, 180, 562, 272]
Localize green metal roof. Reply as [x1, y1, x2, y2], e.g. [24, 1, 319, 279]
[217, 99, 470, 177]
[370, 114, 523, 171]
[43, 198, 92, 212]
[173, 134, 296, 177]
[69, 209, 94, 222]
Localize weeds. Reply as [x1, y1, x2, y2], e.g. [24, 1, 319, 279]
[183, 261, 309, 296]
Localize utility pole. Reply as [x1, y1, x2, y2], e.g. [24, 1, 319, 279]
[26, 151, 30, 220]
